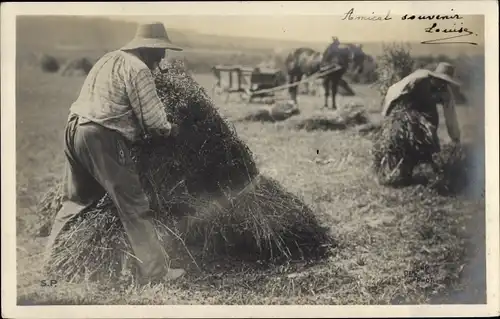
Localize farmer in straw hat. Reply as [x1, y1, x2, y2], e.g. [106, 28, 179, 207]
[378, 62, 462, 183]
[45, 22, 186, 284]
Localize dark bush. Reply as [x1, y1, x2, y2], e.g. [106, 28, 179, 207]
[39, 54, 60, 73]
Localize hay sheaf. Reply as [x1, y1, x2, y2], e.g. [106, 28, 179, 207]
[371, 102, 437, 185]
[137, 60, 260, 196]
[181, 175, 332, 261]
[42, 59, 332, 283]
[371, 102, 475, 194]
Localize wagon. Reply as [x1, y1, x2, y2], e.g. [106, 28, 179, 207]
[211, 64, 285, 103]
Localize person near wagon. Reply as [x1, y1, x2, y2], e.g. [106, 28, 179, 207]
[373, 62, 462, 184]
[45, 22, 186, 284]
[331, 36, 341, 49]
[322, 37, 342, 67]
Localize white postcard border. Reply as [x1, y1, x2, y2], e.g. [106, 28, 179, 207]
[2, 1, 498, 318]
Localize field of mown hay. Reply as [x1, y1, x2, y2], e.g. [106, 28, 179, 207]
[15, 50, 486, 305]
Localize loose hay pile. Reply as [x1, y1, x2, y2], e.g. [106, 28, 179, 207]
[42, 59, 332, 284]
[337, 102, 369, 126]
[291, 115, 348, 131]
[290, 102, 369, 132]
[238, 100, 300, 123]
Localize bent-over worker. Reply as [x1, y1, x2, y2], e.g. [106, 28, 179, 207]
[379, 62, 462, 183]
[45, 22, 186, 284]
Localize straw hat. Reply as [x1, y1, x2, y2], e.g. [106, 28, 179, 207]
[121, 22, 183, 51]
[429, 62, 460, 87]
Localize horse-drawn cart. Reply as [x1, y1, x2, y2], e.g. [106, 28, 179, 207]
[211, 64, 285, 103]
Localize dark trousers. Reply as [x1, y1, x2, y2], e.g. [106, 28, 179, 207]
[45, 114, 169, 282]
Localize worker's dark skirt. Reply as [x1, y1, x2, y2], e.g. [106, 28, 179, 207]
[371, 102, 440, 186]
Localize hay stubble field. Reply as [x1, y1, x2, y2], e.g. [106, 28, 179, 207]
[15, 47, 486, 305]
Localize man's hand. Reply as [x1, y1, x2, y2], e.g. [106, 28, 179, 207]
[151, 123, 179, 139]
[169, 123, 180, 137]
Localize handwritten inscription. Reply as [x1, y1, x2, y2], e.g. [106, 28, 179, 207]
[402, 10, 478, 45]
[342, 8, 392, 21]
[341, 8, 478, 45]
[401, 14, 463, 21]
[422, 22, 477, 45]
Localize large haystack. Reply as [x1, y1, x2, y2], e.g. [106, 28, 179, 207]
[42, 59, 333, 284]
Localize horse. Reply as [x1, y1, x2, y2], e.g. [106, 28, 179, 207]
[344, 43, 366, 75]
[284, 41, 366, 109]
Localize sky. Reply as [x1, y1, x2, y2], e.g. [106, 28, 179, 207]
[110, 13, 485, 45]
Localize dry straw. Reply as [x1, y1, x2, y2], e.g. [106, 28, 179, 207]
[41, 59, 333, 284]
[371, 100, 472, 193]
[238, 100, 300, 123]
[371, 100, 438, 185]
[290, 102, 369, 132]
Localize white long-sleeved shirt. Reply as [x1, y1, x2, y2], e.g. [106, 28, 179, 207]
[70, 50, 172, 142]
